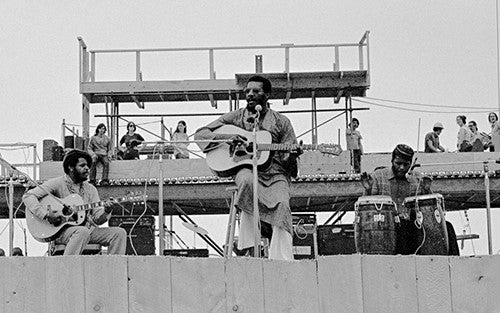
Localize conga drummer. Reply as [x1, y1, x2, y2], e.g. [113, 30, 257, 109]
[361, 144, 459, 255]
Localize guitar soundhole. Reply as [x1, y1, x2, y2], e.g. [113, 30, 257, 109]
[62, 205, 72, 216]
[234, 144, 250, 157]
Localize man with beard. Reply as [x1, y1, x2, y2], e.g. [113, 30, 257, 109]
[23, 149, 126, 255]
[361, 144, 459, 255]
[194, 76, 300, 260]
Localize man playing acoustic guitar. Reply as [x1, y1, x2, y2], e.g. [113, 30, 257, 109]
[195, 75, 301, 260]
[23, 149, 126, 255]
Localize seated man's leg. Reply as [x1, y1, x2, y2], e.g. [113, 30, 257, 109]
[56, 226, 91, 255]
[446, 221, 460, 256]
[89, 227, 127, 255]
[268, 225, 293, 260]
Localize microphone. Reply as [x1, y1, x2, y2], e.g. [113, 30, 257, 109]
[255, 105, 262, 112]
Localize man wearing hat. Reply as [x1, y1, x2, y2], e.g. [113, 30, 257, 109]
[23, 149, 126, 255]
[424, 122, 446, 153]
[362, 144, 459, 255]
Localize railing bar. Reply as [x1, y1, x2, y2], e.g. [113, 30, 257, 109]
[89, 43, 364, 54]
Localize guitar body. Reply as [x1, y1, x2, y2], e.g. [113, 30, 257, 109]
[26, 194, 87, 243]
[206, 125, 273, 177]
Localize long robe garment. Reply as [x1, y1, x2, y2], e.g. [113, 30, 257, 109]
[195, 107, 298, 234]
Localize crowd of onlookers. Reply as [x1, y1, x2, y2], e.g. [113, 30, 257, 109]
[346, 112, 500, 173]
[87, 120, 190, 185]
[0, 247, 24, 256]
[425, 112, 500, 153]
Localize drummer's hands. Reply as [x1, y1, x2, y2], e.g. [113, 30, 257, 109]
[360, 172, 373, 195]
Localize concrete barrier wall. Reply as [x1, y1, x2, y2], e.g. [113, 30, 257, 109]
[0, 255, 499, 313]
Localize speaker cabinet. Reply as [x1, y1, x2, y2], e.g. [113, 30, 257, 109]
[317, 224, 356, 255]
[109, 216, 155, 255]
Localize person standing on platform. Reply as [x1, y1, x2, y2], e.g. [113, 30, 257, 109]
[22, 150, 126, 255]
[346, 118, 363, 173]
[456, 115, 473, 152]
[171, 120, 190, 159]
[118, 121, 145, 160]
[424, 122, 446, 153]
[194, 75, 301, 260]
[488, 112, 500, 152]
[468, 121, 488, 151]
[361, 144, 459, 255]
[87, 123, 112, 186]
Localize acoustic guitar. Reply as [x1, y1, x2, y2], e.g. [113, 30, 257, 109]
[205, 125, 342, 177]
[26, 192, 146, 242]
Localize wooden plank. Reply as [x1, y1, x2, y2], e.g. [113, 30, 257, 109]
[171, 257, 226, 313]
[262, 259, 319, 312]
[84, 256, 128, 313]
[226, 258, 264, 313]
[128, 256, 172, 313]
[361, 255, 418, 313]
[46, 256, 86, 313]
[415, 256, 452, 313]
[317, 255, 363, 313]
[0, 257, 45, 313]
[450, 255, 500, 313]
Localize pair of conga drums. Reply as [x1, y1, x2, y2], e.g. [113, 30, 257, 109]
[354, 194, 448, 255]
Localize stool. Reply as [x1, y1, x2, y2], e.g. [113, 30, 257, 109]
[49, 242, 102, 256]
[223, 187, 269, 258]
[224, 186, 239, 258]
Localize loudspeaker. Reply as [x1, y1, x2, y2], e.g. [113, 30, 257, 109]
[317, 224, 356, 255]
[292, 214, 317, 260]
[109, 216, 155, 255]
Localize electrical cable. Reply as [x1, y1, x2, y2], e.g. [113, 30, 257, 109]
[365, 96, 497, 110]
[353, 98, 494, 114]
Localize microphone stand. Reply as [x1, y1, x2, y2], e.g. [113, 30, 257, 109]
[251, 109, 261, 257]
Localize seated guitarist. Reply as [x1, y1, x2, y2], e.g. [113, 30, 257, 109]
[194, 75, 301, 260]
[23, 149, 126, 255]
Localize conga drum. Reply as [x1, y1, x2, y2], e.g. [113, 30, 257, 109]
[354, 195, 399, 255]
[403, 193, 449, 255]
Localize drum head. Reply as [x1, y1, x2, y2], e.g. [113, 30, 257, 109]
[403, 193, 443, 205]
[356, 195, 395, 206]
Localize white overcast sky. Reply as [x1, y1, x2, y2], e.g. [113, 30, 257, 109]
[1, 1, 499, 255]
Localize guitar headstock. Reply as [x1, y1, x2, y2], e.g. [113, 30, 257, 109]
[318, 144, 343, 156]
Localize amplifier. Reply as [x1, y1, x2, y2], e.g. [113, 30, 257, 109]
[109, 215, 155, 228]
[317, 224, 356, 255]
[163, 249, 209, 258]
[109, 215, 155, 256]
[292, 214, 317, 260]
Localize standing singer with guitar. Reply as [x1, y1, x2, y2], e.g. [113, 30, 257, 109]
[195, 76, 301, 260]
[23, 150, 126, 255]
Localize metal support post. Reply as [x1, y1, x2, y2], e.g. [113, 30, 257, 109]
[158, 151, 165, 254]
[484, 162, 493, 255]
[8, 174, 14, 256]
[311, 91, 318, 145]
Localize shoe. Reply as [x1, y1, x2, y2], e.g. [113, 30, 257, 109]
[100, 180, 110, 186]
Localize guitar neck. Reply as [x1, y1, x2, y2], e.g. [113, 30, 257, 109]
[73, 196, 130, 212]
[256, 143, 317, 151]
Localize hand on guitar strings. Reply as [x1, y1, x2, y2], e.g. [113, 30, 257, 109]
[228, 134, 247, 146]
[46, 210, 63, 226]
[103, 199, 115, 214]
